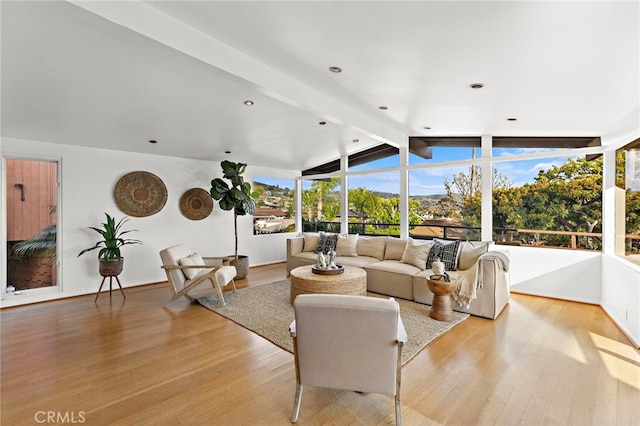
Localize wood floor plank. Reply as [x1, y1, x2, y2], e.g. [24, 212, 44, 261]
[2, 262, 639, 425]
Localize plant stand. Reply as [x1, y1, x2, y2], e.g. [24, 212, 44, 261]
[95, 274, 126, 302]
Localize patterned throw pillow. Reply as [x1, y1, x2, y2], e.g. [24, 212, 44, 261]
[315, 232, 338, 254]
[426, 240, 461, 271]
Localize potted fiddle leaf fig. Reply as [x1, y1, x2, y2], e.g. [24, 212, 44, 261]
[210, 160, 259, 279]
[77, 213, 142, 277]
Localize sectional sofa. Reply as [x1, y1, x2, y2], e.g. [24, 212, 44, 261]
[286, 233, 510, 319]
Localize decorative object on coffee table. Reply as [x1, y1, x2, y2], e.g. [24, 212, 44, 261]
[114, 171, 167, 217]
[311, 264, 344, 275]
[427, 277, 457, 321]
[290, 265, 366, 303]
[179, 188, 213, 220]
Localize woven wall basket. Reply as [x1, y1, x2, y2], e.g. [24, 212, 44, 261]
[114, 171, 167, 217]
[179, 188, 213, 220]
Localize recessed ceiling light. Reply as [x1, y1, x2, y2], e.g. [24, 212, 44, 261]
[469, 83, 484, 89]
[352, 139, 360, 143]
[243, 100, 254, 106]
[225, 150, 231, 154]
[319, 121, 327, 125]
[378, 106, 388, 110]
[507, 117, 517, 121]
[329, 66, 342, 73]
[148, 140, 157, 144]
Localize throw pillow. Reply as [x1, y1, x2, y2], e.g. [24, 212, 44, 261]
[384, 237, 408, 260]
[316, 232, 338, 254]
[336, 234, 358, 256]
[179, 253, 205, 280]
[302, 232, 320, 253]
[357, 236, 386, 260]
[427, 240, 461, 271]
[457, 241, 491, 270]
[400, 238, 433, 270]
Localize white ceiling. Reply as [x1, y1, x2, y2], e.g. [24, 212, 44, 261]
[2, 1, 639, 172]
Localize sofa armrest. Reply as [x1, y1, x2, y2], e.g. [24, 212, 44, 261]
[478, 250, 510, 272]
[287, 237, 304, 257]
[475, 250, 510, 318]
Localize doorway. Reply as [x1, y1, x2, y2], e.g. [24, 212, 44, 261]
[5, 158, 59, 292]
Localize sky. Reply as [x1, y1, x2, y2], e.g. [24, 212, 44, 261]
[255, 147, 574, 196]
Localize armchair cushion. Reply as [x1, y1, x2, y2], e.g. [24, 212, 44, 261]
[179, 253, 208, 279]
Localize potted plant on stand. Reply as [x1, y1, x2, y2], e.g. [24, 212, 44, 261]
[78, 213, 142, 278]
[210, 160, 258, 279]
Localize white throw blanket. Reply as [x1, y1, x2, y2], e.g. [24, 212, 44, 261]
[448, 251, 510, 308]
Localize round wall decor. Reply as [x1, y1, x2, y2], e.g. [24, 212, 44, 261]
[114, 171, 167, 217]
[179, 188, 213, 220]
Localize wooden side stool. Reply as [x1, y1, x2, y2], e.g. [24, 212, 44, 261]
[427, 278, 457, 321]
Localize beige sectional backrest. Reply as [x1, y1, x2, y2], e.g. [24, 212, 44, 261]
[383, 237, 407, 260]
[356, 236, 386, 260]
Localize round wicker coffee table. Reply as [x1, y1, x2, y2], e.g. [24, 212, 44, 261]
[289, 265, 367, 304]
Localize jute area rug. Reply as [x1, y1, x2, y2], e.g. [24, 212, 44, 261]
[196, 279, 469, 366]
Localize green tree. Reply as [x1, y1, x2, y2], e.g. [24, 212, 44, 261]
[348, 187, 380, 223]
[301, 177, 340, 222]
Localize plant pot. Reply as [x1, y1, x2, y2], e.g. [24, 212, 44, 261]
[99, 258, 124, 277]
[229, 255, 249, 280]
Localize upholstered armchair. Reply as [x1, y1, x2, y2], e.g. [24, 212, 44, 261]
[159, 244, 237, 307]
[289, 294, 407, 425]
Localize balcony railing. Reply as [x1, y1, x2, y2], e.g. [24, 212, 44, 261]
[301, 220, 616, 252]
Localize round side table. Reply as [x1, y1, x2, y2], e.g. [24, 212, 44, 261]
[427, 278, 457, 321]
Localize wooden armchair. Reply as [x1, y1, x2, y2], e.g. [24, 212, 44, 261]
[159, 244, 237, 307]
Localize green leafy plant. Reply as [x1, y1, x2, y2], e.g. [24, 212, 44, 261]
[77, 213, 142, 262]
[12, 224, 57, 258]
[210, 160, 259, 259]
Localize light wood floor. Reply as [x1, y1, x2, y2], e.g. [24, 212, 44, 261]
[1, 262, 639, 426]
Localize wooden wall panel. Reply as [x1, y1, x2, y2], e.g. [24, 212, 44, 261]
[6, 159, 57, 241]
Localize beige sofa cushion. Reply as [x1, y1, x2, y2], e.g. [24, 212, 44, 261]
[457, 241, 491, 270]
[302, 232, 320, 253]
[336, 234, 358, 257]
[357, 236, 386, 260]
[384, 237, 407, 260]
[400, 238, 433, 270]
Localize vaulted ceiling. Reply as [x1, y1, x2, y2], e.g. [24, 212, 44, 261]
[2, 1, 638, 172]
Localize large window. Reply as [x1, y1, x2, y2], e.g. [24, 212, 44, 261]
[493, 152, 603, 250]
[252, 177, 295, 235]
[301, 177, 341, 233]
[409, 164, 481, 241]
[615, 142, 640, 264]
[348, 171, 400, 236]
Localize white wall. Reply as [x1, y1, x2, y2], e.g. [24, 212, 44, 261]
[506, 245, 602, 304]
[1, 138, 296, 307]
[601, 256, 640, 347]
